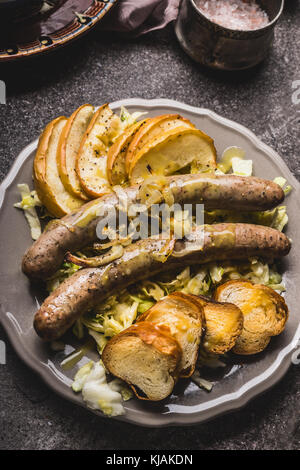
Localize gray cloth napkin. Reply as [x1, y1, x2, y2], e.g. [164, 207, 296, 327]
[41, 0, 180, 36]
[100, 0, 181, 35]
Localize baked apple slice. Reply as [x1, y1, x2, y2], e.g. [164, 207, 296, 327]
[128, 127, 217, 184]
[57, 104, 94, 201]
[34, 117, 84, 218]
[107, 119, 147, 186]
[76, 104, 121, 198]
[125, 113, 195, 174]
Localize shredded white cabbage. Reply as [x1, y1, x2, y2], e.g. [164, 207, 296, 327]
[273, 176, 292, 195]
[88, 329, 108, 353]
[72, 319, 84, 340]
[73, 361, 131, 416]
[217, 146, 245, 173]
[274, 176, 287, 188]
[96, 105, 149, 147]
[205, 204, 289, 233]
[191, 370, 213, 391]
[270, 206, 289, 232]
[72, 361, 94, 393]
[141, 281, 165, 301]
[14, 184, 42, 240]
[119, 106, 148, 131]
[217, 146, 252, 176]
[198, 349, 227, 369]
[46, 262, 81, 293]
[190, 349, 227, 392]
[82, 297, 140, 339]
[109, 378, 134, 401]
[231, 157, 253, 176]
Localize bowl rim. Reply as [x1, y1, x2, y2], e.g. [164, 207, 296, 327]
[189, 0, 285, 34]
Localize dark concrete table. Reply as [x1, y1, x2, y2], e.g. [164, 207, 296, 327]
[0, 1, 299, 450]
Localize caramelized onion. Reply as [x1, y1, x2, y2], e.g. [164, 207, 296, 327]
[65, 245, 124, 267]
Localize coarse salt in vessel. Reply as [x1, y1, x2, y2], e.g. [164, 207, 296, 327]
[175, 0, 284, 70]
[195, 0, 269, 31]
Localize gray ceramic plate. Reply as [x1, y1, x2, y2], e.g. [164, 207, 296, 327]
[1, 98, 299, 427]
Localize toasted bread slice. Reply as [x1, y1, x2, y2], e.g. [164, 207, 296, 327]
[214, 280, 289, 355]
[128, 127, 217, 184]
[34, 117, 84, 218]
[57, 104, 94, 200]
[107, 119, 147, 186]
[125, 114, 195, 174]
[191, 295, 244, 354]
[102, 322, 182, 401]
[139, 292, 204, 378]
[76, 104, 120, 198]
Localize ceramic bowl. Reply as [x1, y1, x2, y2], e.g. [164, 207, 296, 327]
[175, 0, 285, 70]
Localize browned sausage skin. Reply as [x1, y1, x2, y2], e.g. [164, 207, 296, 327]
[23, 174, 284, 280]
[34, 223, 290, 341]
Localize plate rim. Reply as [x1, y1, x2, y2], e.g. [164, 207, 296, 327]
[1, 97, 300, 427]
[0, 0, 118, 62]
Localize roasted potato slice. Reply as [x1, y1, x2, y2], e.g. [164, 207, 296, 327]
[191, 295, 244, 354]
[214, 280, 289, 355]
[102, 321, 182, 401]
[57, 104, 94, 200]
[107, 119, 147, 186]
[34, 117, 84, 218]
[76, 104, 121, 198]
[125, 114, 195, 174]
[128, 127, 217, 183]
[138, 292, 204, 378]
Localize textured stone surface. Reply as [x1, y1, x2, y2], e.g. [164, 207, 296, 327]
[0, 1, 299, 450]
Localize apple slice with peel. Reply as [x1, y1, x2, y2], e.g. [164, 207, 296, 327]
[107, 119, 147, 186]
[57, 104, 94, 201]
[76, 104, 122, 198]
[125, 114, 195, 174]
[128, 127, 217, 184]
[34, 117, 84, 218]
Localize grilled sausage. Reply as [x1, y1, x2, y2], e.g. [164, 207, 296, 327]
[23, 174, 284, 280]
[33, 223, 290, 341]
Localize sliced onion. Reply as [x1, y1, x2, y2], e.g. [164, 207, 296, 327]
[93, 235, 133, 252]
[152, 238, 176, 263]
[65, 244, 124, 267]
[137, 176, 167, 207]
[162, 185, 175, 207]
[44, 218, 73, 233]
[172, 241, 203, 258]
[92, 240, 119, 251]
[112, 185, 130, 212]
